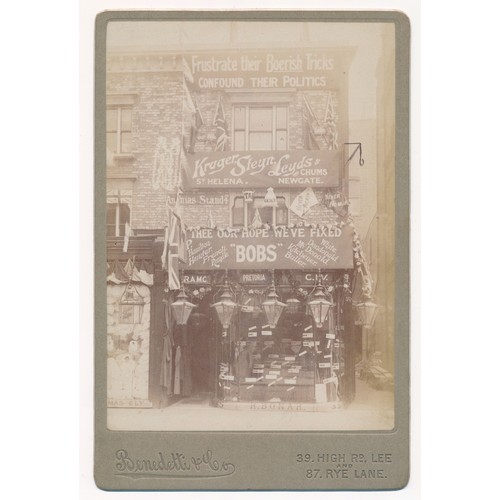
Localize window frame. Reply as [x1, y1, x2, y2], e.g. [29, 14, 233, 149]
[232, 103, 289, 151]
[106, 93, 137, 159]
[107, 106, 133, 155]
[230, 193, 290, 228]
[106, 202, 131, 237]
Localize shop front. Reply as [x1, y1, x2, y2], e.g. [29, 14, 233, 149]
[104, 43, 381, 412]
[159, 221, 359, 410]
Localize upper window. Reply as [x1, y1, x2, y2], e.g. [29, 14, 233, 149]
[107, 202, 130, 237]
[107, 181, 133, 237]
[107, 107, 132, 155]
[233, 105, 288, 151]
[232, 195, 288, 227]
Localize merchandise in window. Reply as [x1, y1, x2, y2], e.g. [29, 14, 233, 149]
[232, 196, 288, 227]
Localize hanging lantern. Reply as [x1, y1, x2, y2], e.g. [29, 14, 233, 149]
[119, 282, 145, 324]
[307, 282, 332, 329]
[262, 280, 286, 329]
[285, 296, 302, 315]
[171, 289, 196, 326]
[355, 298, 379, 329]
[212, 282, 238, 330]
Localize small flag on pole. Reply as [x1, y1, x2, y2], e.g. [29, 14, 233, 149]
[207, 206, 215, 229]
[302, 95, 320, 150]
[188, 97, 204, 154]
[161, 210, 170, 270]
[290, 187, 319, 218]
[167, 210, 181, 290]
[213, 96, 229, 151]
[122, 221, 131, 253]
[250, 209, 263, 228]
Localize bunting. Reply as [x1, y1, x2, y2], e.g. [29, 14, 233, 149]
[106, 259, 153, 286]
[213, 96, 229, 152]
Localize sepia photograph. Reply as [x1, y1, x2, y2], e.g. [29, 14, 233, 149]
[92, 10, 412, 491]
[102, 16, 399, 434]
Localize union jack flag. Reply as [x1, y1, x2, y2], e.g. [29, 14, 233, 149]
[324, 92, 339, 150]
[213, 96, 229, 152]
[302, 95, 320, 150]
[167, 209, 181, 290]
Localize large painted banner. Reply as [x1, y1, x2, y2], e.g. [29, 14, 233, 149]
[185, 50, 339, 90]
[183, 150, 340, 189]
[179, 225, 353, 270]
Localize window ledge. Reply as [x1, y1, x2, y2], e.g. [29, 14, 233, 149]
[112, 153, 135, 161]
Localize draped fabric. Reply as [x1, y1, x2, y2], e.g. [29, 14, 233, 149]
[159, 334, 174, 394]
[172, 326, 193, 397]
[174, 346, 182, 395]
[106, 258, 154, 286]
[173, 346, 192, 396]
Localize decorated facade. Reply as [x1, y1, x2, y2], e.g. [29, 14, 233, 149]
[105, 36, 391, 410]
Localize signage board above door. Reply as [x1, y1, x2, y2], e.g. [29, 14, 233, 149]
[179, 225, 353, 270]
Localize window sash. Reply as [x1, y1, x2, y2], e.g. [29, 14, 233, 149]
[107, 203, 130, 237]
[107, 107, 132, 154]
[232, 105, 288, 151]
[231, 196, 288, 227]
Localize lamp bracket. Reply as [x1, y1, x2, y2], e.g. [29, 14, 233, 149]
[344, 142, 365, 166]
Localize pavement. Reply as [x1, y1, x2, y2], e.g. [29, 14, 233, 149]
[108, 378, 394, 432]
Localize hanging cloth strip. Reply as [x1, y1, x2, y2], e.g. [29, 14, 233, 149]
[106, 258, 154, 286]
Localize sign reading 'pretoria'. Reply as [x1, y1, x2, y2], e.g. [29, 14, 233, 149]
[184, 150, 340, 189]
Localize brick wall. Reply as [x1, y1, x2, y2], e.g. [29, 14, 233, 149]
[108, 70, 345, 233]
[107, 71, 184, 230]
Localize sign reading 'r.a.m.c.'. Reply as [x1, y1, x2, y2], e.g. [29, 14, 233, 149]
[183, 150, 340, 189]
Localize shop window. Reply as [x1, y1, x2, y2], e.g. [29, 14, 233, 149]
[107, 107, 132, 155]
[233, 105, 288, 151]
[231, 195, 288, 227]
[232, 197, 245, 227]
[107, 202, 130, 237]
[349, 177, 361, 216]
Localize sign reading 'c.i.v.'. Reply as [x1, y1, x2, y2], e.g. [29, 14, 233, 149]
[183, 150, 340, 189]
[179, 225, 353, 270]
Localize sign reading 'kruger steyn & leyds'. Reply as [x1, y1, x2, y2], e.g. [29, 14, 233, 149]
[183, 150, 341, 188]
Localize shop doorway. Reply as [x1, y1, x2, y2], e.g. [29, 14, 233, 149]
[170, 298, 216, 407]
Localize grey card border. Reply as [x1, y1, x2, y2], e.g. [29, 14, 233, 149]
[94, 10, 410, 491]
